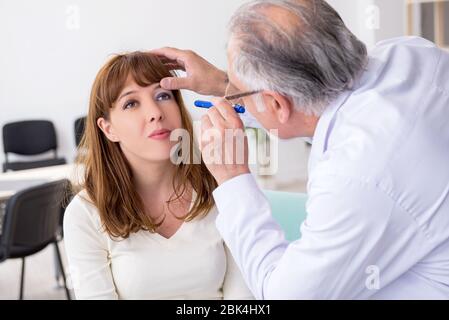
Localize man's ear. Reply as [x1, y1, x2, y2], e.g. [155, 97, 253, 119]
[262, 91, 293, 124]
[97, 117, 120, 142]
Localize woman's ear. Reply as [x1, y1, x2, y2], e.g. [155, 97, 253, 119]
[97, 117, 120, 142]
[262, 91, 293, 124]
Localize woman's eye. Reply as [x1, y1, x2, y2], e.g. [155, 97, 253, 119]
[155, 92, 172, 101]
[123, 100, 137, 110]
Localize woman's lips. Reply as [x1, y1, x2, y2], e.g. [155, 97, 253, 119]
[148, 129, 171, 140]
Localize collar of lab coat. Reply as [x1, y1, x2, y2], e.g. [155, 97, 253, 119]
[308, 90, 353, 175]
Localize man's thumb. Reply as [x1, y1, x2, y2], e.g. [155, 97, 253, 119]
[160, 77, 189, 90]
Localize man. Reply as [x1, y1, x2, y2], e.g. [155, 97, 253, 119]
[152, 0, 449, 299]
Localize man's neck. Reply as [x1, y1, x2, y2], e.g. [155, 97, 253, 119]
[289, 111, 320, 138]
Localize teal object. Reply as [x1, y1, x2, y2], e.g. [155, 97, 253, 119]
[264, 190, 308, 241]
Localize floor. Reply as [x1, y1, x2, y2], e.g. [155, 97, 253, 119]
[0, 241, 73, 300]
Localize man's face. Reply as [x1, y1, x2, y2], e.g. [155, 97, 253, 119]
[226, 39, 320, 139]
[226, 41, 281, 134]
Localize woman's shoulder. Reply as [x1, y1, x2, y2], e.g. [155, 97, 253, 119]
[203, 205, 219, 222]
[64, 189, 102, 230]
[66, 189, 96, 213]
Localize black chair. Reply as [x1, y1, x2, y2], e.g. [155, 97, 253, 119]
[74, 117, 86, 148]
[0, 179, 71, 300]
[2, 120, 66, 172]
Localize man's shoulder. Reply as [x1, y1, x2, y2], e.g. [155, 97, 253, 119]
[367, 36, 441, 84]
[373, 36, 437, 51]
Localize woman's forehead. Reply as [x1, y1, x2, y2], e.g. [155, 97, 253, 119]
[120, 76, 160, 92]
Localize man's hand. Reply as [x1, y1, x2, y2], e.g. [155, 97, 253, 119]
[150, 47, 228, 97]
[201, 98, 250, 185]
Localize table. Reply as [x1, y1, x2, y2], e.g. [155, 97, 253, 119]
[0, 164, 81, 201]
[0, 164, 82, 233]
[0, 179, 51, 201]
[0, 163, 83, 287]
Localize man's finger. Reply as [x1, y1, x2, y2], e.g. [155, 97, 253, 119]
[151, 48, 188, 69]
[200, 114, 214, 152]
[157, 56, 176, 63]
[160, 77, 190, 90]
[211, 98, 240, 123]
[150, 47, 187, 61]
[164, 63, 186, 71]
[206, 107, 226, 129]
[201, 114, 213, 132]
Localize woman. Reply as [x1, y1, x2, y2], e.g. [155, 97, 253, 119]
[63, 52, 253, 300]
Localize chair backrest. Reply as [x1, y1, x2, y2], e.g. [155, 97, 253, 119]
[3, 120, 58, 156]
[74, 116, 86, 147]
[0, 179, 70, 260]
[264, 190, 308, 241]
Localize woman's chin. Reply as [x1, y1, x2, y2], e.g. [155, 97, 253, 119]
[142, 155, 173, 164]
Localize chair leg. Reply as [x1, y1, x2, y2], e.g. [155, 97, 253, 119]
[19, 258, 25, 300]
[54, 245, 62, 288]
[53, 242, 71, 300]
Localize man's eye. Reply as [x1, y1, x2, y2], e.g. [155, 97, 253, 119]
[156, 92, 172, 101]
[123, 100, 137, 109]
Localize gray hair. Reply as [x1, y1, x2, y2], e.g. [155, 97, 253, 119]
[228, 0, 368, 116]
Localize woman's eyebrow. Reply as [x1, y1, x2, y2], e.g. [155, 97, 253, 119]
[118, 90, 136, 102]
[118, 84, 162, 102]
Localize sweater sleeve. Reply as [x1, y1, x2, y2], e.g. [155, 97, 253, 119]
[63, 195, 118, 299]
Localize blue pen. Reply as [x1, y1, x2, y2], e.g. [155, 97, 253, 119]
[194, 100, 246, 114]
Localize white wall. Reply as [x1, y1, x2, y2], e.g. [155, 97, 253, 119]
[328, 0, 376, 47]
[0, 0, 246, 164]
[329, 0, 407, 47]
[373, 0, 406, 43]
[0, 0, 407, 187]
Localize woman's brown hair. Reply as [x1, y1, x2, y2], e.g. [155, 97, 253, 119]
[76, 52, 217, 238]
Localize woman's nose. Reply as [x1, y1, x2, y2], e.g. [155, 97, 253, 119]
[149, 113, 163, 123]
[146, 103, 164, 123]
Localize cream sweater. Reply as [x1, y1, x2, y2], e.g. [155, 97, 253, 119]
[63, 191, 254, 300]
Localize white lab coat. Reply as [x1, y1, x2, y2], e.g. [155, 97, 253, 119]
[213, 37, 449, 299]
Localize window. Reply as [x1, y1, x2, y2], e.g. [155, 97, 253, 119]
[407, 0, 449, 49]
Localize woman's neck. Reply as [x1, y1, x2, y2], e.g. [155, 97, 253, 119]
[132, 160, 177, 199]
[133, 162, 192, 221]
[123, 152, 191, 221]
